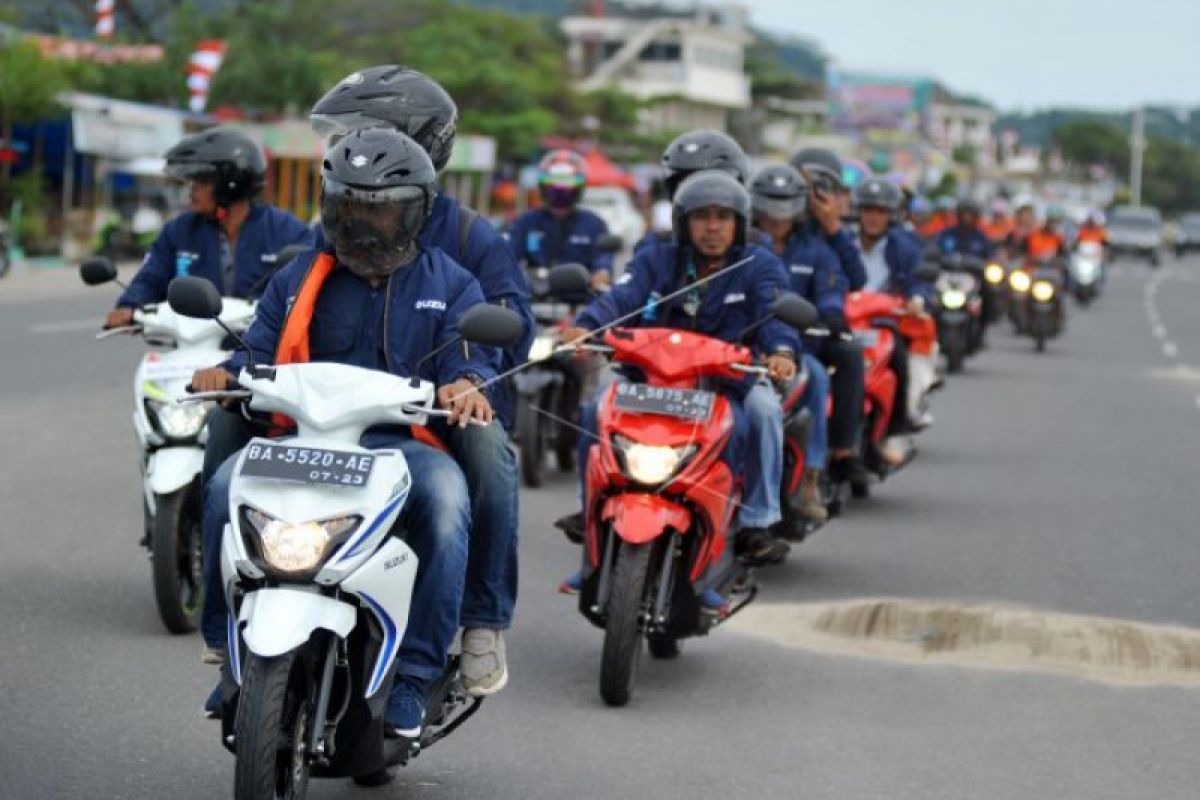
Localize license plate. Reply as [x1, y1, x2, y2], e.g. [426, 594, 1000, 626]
[854, 329, 879, 347]
[613, 383, 715, 421]
[240, 443, 375, 488]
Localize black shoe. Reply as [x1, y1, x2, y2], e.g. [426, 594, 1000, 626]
[736, 527, 790, 566]
[553, 511, 585, 544]
[828, 456, 870, 485]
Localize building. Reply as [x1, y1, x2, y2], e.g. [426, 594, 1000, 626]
[561, 3, 752, 133]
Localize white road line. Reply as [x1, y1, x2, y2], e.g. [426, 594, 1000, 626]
[1195, 395, 1200, 411]
[1152, 324, 1167, 339]
[1163, 342, 1179, 359]
[29, 318, 99, 335]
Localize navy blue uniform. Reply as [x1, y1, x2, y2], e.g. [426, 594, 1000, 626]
[507, 207, 615, 275]
[936, 225, 994, 259]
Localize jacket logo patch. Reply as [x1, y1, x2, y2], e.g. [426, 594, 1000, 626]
[790, 264, 815, 275]
[415, 299, 446, 311]
[723, 292, 746, 304]
[569, 235, 591, 245]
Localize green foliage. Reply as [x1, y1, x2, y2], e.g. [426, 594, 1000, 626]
[951, 143, 977, 167]
[7, 170, 50, 245]
[1051, 120, 1128, 174]
[1142, 137, 1200, 214]
[745, 41, 821, 101]
[0, 39, 70, 125]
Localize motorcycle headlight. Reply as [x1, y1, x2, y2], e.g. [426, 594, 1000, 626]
[1009, 271, 1032, 293]
[1073, 259, 1098, 281]
[1031, 281, 1056, 302]
[242, 508, 360, 576]
[613, 435, 696, 485]
[984, 263, 1006, 284]
[528, 335, 556, 363]
[145, 398, 213, 439]
[941, 289, 967, 310]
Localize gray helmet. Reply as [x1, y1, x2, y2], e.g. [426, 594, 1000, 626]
[310, 65, 458, 172]
[320, 128, 438, 275]
[789, 146, 842, 192]
[749, 164, 808, 220]
[163, 127, 266, 208]
[853, 178, 901, 212]
[661, 129, 750, 199]
[672, 169, 751, 248]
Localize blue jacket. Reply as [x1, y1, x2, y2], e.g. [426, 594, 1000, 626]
[807, 219, 867, 292]
[765, 228, 845, 318]
[882, 227, 935, 304]
[936, 225, 994, 259]
[506, 207, 615, 274]
[117, 204, 314, 308]
[575, 240, 801, 361]
[226, 247, 495, 391]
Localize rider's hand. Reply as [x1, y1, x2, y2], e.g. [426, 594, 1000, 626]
[438, 378, 494, 428]
[906, 296, 927, 316]
[766, 352, 797, 383]
[559, 326, 591, 347]
[191, 367, 234, 393]
[104, 307, 135, 329]
[590, 271, 612, 292]
[808, 189, 842, 236]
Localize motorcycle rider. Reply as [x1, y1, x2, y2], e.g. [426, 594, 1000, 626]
[102, 127, 314, 329]
[507, 148, 615, 291]
[200, 65, 530, 698]
[936, 198, 994, 259]
[1004, 201, 1038, 258]
[790, 147, 868, 292]
[192, 128, 493, 737]
[907, 195, 933, 238]
[751, 163, 870, 523]
[1021, 206, 1069, 260]
[560, 170, 804, 567]
[983, 198, 1013, 244]
[852, 178, 937, 456]
[1076, 210, 1108, 248]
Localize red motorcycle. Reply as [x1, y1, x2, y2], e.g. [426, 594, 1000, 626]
[563, 287, 816, 706]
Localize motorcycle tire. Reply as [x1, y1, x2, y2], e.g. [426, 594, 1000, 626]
[517, 397, 544, 488]
[946, 345, 965, 374]
[235, 650, 313, 800]
[152, 486, 203, 634]
[1034, 330, 1046, 353]
[600, 542, 651, 707]
[647, 633, 681, 660]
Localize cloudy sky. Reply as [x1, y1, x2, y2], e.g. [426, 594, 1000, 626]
[740, 0, 1199, 111]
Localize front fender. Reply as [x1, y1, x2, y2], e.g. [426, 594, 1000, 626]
[602, 493, 692, 545]
[240, 587, 356, 658]
[146, 447, 204, 495]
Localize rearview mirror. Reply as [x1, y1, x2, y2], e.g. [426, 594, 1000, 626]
[167, 276, 223, 319]
[913, 260, 941, 283]
[547, 263, 592, 301]
[80, 257, 118, 286]
[595, 233, 623, 253]
[771, 292, 820, 331]
[458, 304, 525, 348]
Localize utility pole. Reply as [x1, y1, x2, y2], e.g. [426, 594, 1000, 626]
[1130, 106, 1145, 206]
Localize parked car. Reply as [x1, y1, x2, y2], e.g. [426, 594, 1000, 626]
[1107, 205, 1164, 266]
[1173, 212, 1200, 258]
[579, 186, 644, 263]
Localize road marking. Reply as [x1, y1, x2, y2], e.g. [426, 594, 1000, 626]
[1163, 342, 1179, 359]
[1152, 324, 1167, 339]
[29, 318, 100, 335]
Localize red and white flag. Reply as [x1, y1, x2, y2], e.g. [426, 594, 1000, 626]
[95, 0, 115, 39]
[186, 40, 227, 113]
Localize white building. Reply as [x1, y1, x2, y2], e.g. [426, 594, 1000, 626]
[562, 4, 752, 133]
[927, 88, 997, 166]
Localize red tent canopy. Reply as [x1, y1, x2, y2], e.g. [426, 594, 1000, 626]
[582, 148, 637, 191]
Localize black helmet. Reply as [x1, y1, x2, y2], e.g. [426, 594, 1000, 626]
[163, 127, 266, 208]
[310, 65, 458, 172]
[661, 129, 750, 200]
[789, 146, 842, 192]
[853, 178, 901, 212]
[320, 128, 439, 277]
[672, 169, 751, 248]
[749, 164, 808, 220]
[957, 198, 982, 218]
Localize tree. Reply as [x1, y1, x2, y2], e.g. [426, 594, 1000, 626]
[0, 40, 69, 207]
[1051, 119, 1128, 175]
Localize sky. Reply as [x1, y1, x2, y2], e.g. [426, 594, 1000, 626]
[740, 0, 1200, 111]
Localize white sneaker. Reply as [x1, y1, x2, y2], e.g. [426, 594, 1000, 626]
[201, 644, 226, 665]
[460, 628, 508, 697]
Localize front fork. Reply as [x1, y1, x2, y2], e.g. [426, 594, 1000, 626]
[591, 527, 680, 631]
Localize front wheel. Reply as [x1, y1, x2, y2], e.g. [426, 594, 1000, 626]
[600, 542, 652, 706]
[234, 651, 313, 800]
[517, 396, 544, 488]
[151, 486, 204, 634]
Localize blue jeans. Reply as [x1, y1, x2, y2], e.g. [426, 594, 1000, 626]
[201, 435, 469, 683]
[738, 382, 784, 528]
[800, 354, 829, 468]
[429, 419, 519, 630]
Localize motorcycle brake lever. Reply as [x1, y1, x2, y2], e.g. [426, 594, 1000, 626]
[95, 325, 142, 340]
[177, 390, 252, 403]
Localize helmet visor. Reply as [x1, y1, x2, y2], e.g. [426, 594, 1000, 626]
[752, 194, 806, 220]
[310, 112, 392, 141]
[320, 177, 429, 274]
[164, 162, 217, 183]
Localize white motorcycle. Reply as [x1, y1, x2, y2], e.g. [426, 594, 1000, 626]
[168, 276, 523, 798]
[82, 258, 255, 633]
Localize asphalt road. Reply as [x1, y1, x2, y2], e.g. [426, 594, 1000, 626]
[2, 257, 1199, 799]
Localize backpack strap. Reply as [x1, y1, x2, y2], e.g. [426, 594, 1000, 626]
[457, 204, 480, 262]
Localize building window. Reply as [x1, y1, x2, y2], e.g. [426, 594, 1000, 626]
[640, 41, 682, 62]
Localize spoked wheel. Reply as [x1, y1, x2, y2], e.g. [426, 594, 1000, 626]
[600, 542, 652, 706]
[234, 650, 314, 800]
[151, 486, 204, 634]
[517, 396, 544, 488]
